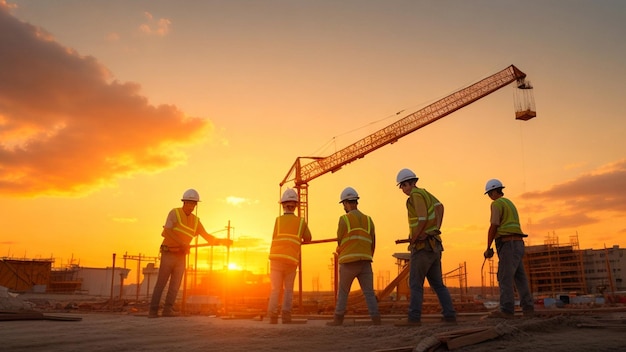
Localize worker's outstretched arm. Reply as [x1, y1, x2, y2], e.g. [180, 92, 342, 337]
[198, 222, 232, 246]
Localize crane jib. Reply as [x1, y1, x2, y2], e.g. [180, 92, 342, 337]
[281, 64, 536, 217]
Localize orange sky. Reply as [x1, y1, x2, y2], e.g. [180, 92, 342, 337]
[1, 1, 625, 291]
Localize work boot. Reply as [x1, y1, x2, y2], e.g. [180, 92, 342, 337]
[371, 315, 382, 325]
[162, 304, 179, 317]
[326, 314, 344, 326]
[486, 310, 514, 319]
[269, 315, 278, 324]
[148, 310, 159, 319]
[162, 309, 180, 317]
[282, 312, 292, 324]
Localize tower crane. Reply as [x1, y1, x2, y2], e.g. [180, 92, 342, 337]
[280, 64, 536, 220]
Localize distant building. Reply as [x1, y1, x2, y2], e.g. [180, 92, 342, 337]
[76, 266, 130, 296]
[582, 245, 625, 294]
[0, 259, 129, 296]
[0, 258, 52, 292]
[523, 234, 625, 296]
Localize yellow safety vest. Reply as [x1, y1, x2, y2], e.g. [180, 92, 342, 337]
[172, 208, 198, 244]
[159, 208, 199, 253]
[269, 214, 306, 265]
[407, 188, 442, 250]
[337, 212, 373, 264]
[493, 197, 523, 237]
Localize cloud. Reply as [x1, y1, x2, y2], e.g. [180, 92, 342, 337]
[105, 32, 120, 42]
[520, 159, 626, 234]
[225, 196, 258, 207]
[139, 12, 171, 36]
[231, 236, 270, 250]
[0, 4, 213, 197]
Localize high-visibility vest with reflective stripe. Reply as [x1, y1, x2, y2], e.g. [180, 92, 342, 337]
[269, 214, 305, 265]
[493, 197, 523, 237]
[338, 212, 373, 264]
[407, 188, 442, 250]
[172, 208, 198, 244]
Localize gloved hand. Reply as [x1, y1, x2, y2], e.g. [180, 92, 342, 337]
[484, 248, 494, 259]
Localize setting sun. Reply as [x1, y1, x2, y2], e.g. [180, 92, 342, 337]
[227, 263, 242, 271]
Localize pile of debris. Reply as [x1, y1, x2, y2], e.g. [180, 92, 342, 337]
[0, 285, 82, 321]
[371, 311, 626, 352]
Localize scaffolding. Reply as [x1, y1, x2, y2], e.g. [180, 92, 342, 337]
[121, 252, 159, 300]
[443, 262, 468, 301]
[525, 233, 587, 295]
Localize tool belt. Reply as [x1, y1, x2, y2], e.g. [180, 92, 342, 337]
[497, 234, 525, 243]
[160, 245, 188, 254]
[409, 230, 443, 253]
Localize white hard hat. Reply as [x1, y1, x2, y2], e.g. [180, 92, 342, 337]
[484, 179, 505, 194]
[181, 189, 200, 202]
[280, 188, 298, 203]
[396, 168, 418, 185]
[339, 187, 360, 203]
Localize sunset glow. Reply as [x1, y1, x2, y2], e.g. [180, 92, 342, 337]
[1, 1, 625, 292]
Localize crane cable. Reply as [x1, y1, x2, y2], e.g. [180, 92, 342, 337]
[307, 109, 410, 156]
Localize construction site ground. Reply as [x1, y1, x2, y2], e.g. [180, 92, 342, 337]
[2, 293, 626, 352]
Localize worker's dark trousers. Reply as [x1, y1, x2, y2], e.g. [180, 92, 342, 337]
[267, 260, 297, 317]
[408, 249, 456, 321]
[496, 240, 534, 314]
[149, 251, 186, 313]
[335, 260, 380, 317]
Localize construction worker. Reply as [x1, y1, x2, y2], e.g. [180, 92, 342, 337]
[149, 189, 231, 318]
[267, 188, 312, 324]
[394, 169, 456, 326]
[327, 187, 381, 326]
[483, 179, 534, 319]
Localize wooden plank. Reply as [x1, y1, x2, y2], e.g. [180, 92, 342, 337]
[371, 348, 413, 352]
[0, 311, 44, 321]
[445, 328, 501, 350]
[42, 314, 83, 321]
[435, 327, 491, 341]
[414, 336, 442, 352]
[576, 323, 626, 329]
[0, 311, 82, 321]
[376, 265, 410, 302]
[371, 347, 414, 352]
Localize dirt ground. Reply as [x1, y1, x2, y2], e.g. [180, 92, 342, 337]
[1, 294, 626, 352]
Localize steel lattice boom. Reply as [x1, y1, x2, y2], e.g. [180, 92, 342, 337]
[280, 64, 535, 220]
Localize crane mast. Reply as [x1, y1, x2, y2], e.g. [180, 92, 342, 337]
[280, 65, 535, 220]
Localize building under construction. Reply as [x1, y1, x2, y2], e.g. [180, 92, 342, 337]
[522, 234, 625, 297]
[524, 234, 587, 295]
